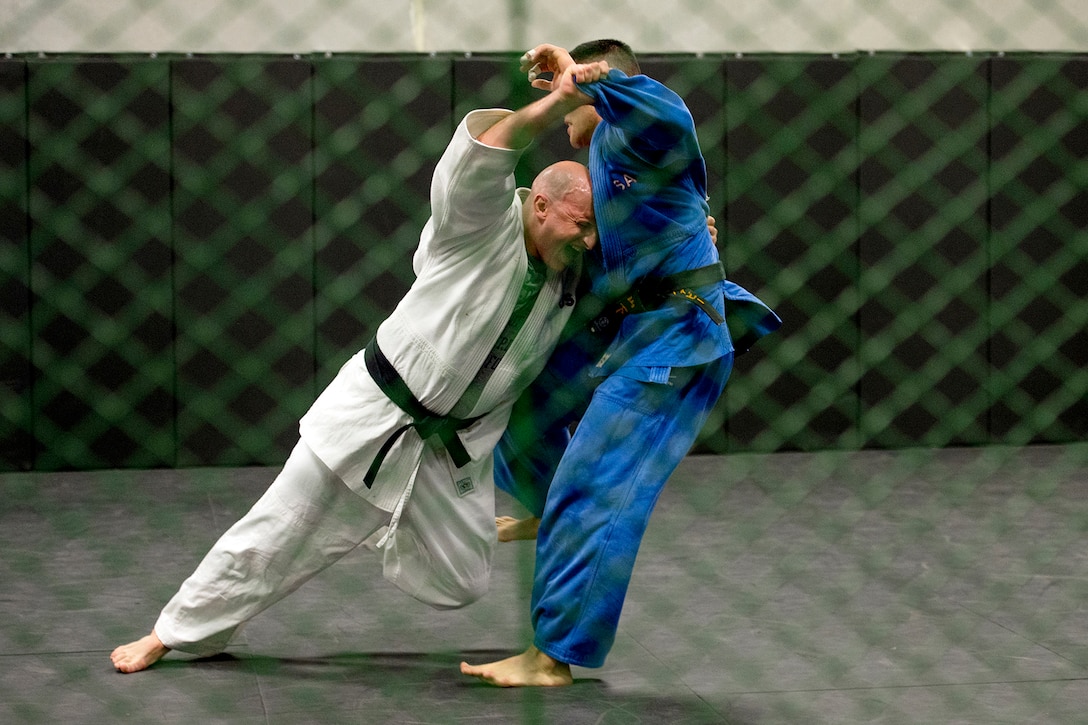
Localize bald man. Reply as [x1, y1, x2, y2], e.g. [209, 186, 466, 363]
[111, 89, 598, 673]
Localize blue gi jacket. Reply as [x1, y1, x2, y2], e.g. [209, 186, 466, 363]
[576, 70, 780, 379]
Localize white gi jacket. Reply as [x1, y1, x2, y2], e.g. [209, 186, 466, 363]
[300, 109, 577, 528]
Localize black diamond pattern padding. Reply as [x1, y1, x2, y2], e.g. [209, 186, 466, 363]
[0, 59, 31, 470]
[989, 55, 1088, 443]
[28, 58, 174, 470]
[725, 55, 860, 453]
[173, 56, 315, 466]
[3, 52, 1086, 472]
[857, 54, 992, 449]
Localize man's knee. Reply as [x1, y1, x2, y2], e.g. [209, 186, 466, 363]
[382, 532, 492, 609]
[408, 570, 490, 610]
[438, 572, 490, 609]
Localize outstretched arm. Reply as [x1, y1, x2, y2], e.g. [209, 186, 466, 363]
[476, 57, 609, 150]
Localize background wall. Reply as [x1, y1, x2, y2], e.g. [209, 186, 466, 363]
[1, 51, 1085, 472]
[1, 2, 1086, 471]
[3, 0, 1087, 55]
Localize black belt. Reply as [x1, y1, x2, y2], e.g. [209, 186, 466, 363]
[587, 261, 727, 336]
[362, 339, 482, 488]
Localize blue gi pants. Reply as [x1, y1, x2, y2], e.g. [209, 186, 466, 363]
[496, 350, 733, 668]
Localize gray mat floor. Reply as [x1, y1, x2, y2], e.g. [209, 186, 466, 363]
[2, 444, 1087, 724]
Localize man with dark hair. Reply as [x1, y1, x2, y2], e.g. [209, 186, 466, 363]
[462, 40, 780, 686]
[562, 38, 641, 75]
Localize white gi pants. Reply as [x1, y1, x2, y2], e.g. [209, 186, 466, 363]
[154, 440, 496, 656]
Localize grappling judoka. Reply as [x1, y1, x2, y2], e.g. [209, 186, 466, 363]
[111, 98, 598, 673]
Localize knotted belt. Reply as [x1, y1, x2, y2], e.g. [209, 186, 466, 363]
[586, 261, 727, 336]
[360, 260, 557, 487]
[362, 339, 482, 488]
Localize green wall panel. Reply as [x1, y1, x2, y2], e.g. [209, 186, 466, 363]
[724, 54, 861, 453]
[172, 56, 315, 466]
[989, 55, 1088, 444]
[27, 57, 174, 470]
[6, 51, 1085, 470]
[856, 53, 991, 449]
[0, 59, 31, 471]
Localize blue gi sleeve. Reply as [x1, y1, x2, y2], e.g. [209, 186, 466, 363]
[576, 70, 700, 165]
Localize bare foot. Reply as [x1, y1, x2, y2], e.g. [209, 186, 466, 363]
[496, 516, 540, 542]
[460, 645, 572, 687]
[111, 630, 170, 673]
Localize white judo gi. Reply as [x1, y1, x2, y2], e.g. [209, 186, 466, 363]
[155, 109, 578, 656]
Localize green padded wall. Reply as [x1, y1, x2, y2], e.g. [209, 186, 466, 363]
[856, 53, 991, 449]
[171, 56, 315, 466]
[27, 57, 173, 469]
[2, 51, 1085, 471]
[0, 59, 31, 470]
[724, 54, 860, 453]
[989, 55, 1088, 445]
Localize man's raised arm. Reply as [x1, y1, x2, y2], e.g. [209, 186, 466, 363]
[476, 61, 606, 150]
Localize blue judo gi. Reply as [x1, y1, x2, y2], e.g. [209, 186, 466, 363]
[495, 69, 781, 668]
